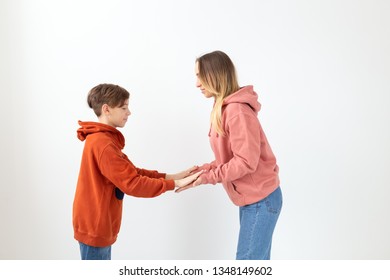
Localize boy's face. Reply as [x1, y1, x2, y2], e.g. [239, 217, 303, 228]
[106, 99, 131, 128]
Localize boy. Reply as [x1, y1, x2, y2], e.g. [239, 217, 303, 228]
[73, 83, 200, 260]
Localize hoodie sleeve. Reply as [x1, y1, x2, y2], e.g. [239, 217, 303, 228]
[136, 168, 167, 178]
[99, 144, 175, 197]
[198, 161, 217, 172]
[201, 112, 261, 184]
[120, 153, 166, 179]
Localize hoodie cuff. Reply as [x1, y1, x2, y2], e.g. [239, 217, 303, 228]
[166, 179, 175, 191]
[199, 174, 209, 185]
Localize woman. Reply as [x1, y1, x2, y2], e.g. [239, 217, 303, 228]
[177, 51, 283, 260]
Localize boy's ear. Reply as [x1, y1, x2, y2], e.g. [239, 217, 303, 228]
[101, 104, 110, 115]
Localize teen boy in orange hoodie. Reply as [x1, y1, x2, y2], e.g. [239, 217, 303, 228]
[73, 83, 201, 260]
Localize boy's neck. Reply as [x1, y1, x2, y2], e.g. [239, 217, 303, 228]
[98, 116, 116, 128]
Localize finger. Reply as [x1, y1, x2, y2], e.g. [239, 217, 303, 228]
[177, 180, 197, 192]
[194, 170, 203, 176]
[193, 178, 201, 187]
[175, 185, 191, 193]
[189, 166, 198, 172]
[184, 170, 203, 180]
[186, 172, 199, 181]
[186, 171, 202, 183]
[188, 165, 199, 175]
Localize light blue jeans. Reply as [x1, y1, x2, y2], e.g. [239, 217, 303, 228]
[79, 242, 111, 260]
[236, 186, 282, 260]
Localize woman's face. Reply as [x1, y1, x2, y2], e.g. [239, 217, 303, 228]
[195, 62, 213, 98]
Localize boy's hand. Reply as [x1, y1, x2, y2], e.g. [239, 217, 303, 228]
[175, 175, 202, 193]
[166, 165, 199, 180]
[173, 170, 203, 190]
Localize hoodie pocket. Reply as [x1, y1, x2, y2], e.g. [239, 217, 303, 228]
[231, 182, 242, 195]
[224, 182, 244, 205]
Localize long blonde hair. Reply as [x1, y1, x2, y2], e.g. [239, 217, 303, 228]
[196, 51, 240, 136]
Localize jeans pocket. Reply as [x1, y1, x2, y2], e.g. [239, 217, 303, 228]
[265, 187, 282, 214]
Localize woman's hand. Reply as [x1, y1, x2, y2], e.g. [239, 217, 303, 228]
[173, 170, 203, 190]
[175, 174, 203, 193]
[166, 165, 199, 180]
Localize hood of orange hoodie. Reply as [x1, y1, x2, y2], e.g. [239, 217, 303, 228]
[222, 85, 261, 114]
[77, 120, 125, 149]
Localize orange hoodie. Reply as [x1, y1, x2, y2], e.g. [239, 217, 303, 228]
[73, 121, 175, 247]
[199, 86, 280, 206]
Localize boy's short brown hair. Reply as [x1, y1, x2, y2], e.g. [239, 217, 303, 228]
[87, 83, 130, 117]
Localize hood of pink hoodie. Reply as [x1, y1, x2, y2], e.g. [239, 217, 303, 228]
[223, 85, 261, 114]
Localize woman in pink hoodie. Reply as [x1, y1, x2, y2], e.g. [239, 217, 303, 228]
[177, 51, 283, 260]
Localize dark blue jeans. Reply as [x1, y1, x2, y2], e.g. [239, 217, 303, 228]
[236, 186, 283, 260]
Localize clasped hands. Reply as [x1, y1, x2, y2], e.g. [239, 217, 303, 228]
[166, 166, 203, 193]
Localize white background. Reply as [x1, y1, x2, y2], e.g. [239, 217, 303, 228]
[1, 0, 389, 260]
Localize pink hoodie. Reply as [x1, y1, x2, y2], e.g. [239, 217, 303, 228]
[199, 86, 280, 206]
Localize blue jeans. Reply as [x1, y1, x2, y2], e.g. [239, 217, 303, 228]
[79, 242, 111, 260]
[236, 186, 282, 260]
